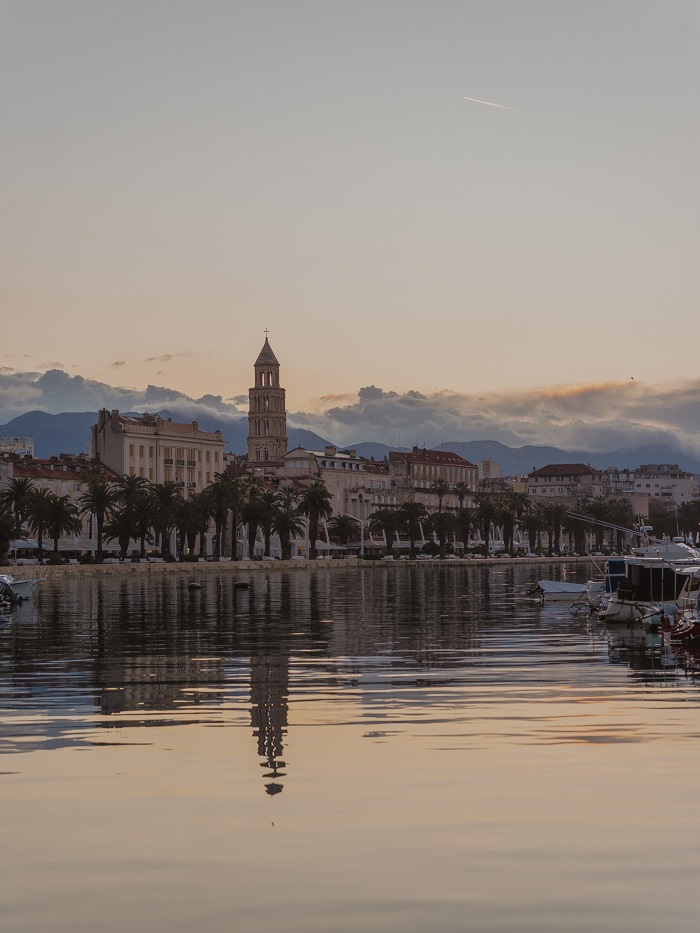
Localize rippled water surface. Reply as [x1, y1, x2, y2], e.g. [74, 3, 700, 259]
[2, 562, 700, 932]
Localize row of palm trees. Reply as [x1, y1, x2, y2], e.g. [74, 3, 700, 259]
[366, 489, 639, 558]
[0, 466, 643, 565]
[0, 477, 83, 563]
[0, 472, 341, 563]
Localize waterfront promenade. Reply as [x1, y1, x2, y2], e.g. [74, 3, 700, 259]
[8, 554, 598, 582]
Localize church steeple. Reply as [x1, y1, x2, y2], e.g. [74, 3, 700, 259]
[247, 334, 288, 463]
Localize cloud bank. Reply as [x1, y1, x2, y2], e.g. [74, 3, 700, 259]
[0, 369, 244, 424]
[0, 368, 699, 456]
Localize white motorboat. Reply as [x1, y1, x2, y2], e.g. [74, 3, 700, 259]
[0, 574, 42, 602]
[597, 541, 700, 626]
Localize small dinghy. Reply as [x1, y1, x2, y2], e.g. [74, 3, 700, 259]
[527, 580, 589, 602]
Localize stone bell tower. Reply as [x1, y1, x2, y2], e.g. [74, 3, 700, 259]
[247, 333, 288, 463]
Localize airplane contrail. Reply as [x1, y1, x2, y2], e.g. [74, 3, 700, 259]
[462, 96, 516, 111]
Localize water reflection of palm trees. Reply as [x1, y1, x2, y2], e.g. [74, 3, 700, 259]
[3, 566, 521, 767]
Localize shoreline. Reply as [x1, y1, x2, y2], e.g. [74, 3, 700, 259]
[7, 554, 601, 581]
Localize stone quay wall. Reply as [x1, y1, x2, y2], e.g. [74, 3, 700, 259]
[8, 555, 598, 583]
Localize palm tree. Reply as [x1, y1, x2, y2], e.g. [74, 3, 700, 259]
[475, 493, 498, 555]
[44, 494, 82, 557]
[79, 477, 116, 561]
[431, 478, 452, 557]
[150, 481, 182, 558]
[257, 491, 279, 558]
[607, 497, 635, 552]
[297, 481, 334, 560]
[0, 503, 22, 565]
[494, 491, 530, 555]
[327, 514, 359, 546]
[241, 486, 269, 560]
[0, 477, 36, 526]
[430, 511, 457, 557]
[398, 500, 428, 559]
[368, 507, 401, 556]
[431, 478, 451, 512]
[103, 509, 137, 560]
[676, 501, 700, 540]
[206, 473, 232, 559]
[114, 474, 151, 506]
[519, 507, 545, 555]
[26, 488, 53, 562]
[206, 473, 247, 559]
[456, 505, 475, 556]
[453, 481, 475, 556]
[271, 486, 304, 561]
[227, 477, 248, 560]
[173, 495, 207, 559]
[541, 502, 568, 555]
[583, 496, 611, 552]
[188, 490, 213, 557]
[453, 481, 472, 510]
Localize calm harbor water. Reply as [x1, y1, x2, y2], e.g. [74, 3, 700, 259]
[2, 562, 700, 932]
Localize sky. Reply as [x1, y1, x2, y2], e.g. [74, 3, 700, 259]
[2, 1, 699, 446]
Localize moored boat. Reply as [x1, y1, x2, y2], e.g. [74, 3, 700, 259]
[0, 574, 42, 602]
[527, 580, 592, 602]
[597, 541, 700, 626]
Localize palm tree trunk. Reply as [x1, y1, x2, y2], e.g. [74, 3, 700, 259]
[309, 515, 318, 560]
[96, 515, 104, 561]
[248, 521, 259, 559]
[231, 510, 238, 560]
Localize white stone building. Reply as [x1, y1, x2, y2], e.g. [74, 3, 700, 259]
[91, 410, 225, 496]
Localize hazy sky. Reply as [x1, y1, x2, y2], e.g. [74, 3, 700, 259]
[2, 1, 699, 414]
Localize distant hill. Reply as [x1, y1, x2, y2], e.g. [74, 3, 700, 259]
[0, 411, 97, 457]
[2, 411, 699, 476]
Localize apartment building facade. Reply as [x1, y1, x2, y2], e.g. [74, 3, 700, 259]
[527, 463, 606, 499]
[388, 447, 478, 510]
[91, 409, 226, 497]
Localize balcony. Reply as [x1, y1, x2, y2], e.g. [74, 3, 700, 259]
[187, 460, 196, 467]
[176, 459, 185, 466]
[164, 458, 173, 465]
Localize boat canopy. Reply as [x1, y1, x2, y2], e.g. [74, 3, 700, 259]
[536, 580, 587, 596]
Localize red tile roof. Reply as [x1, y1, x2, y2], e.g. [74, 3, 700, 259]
[528, 463, 603, 478]
[390, 449, 476, 467]
[4, 454, 118, 482]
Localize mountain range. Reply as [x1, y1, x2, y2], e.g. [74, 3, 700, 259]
[2, 409, 700, 476]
